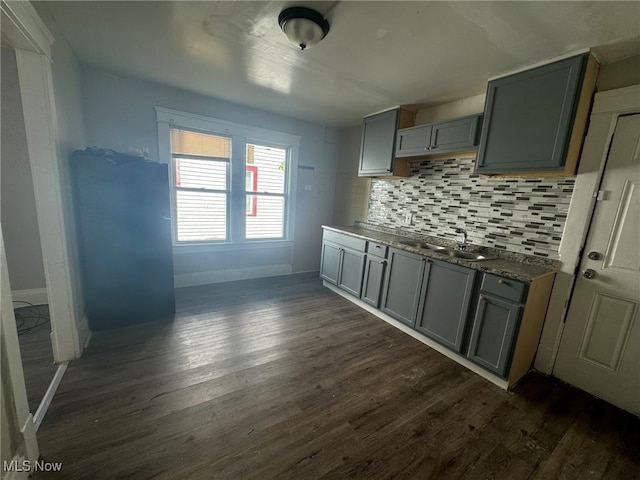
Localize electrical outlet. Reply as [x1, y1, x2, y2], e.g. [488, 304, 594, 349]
[404, 212, 413, 225]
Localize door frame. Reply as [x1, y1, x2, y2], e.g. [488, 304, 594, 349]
[1, 0, 88, 363]
[534, 84, 640, 373]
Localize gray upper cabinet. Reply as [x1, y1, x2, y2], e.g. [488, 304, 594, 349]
[395, 124, 433, 157]
[415, 260, 476, 353]
[396, 115, 481, 158]
[431, 115, 481, 154]
[476, 53, 598, 175]
[359, 108, 415, 177]
[380, 248, 426, 326]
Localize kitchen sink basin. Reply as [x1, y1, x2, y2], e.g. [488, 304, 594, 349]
[438, 249, 494, 261]
[399, 240, 445, 251]
[399, 240, 494, 261]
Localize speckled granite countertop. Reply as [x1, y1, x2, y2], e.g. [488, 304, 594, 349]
[323, 223, 559, 284]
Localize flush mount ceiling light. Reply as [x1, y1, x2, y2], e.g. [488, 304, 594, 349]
[278, 7, 330, 51]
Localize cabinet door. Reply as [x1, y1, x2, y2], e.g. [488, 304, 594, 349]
[380, 248, 426, 326]
[430, 115, 481, 154]
[467, 293, 523, 377]
[395, 124, 432, 157]
[338, 248, 366, 297]
[320, 241, 341, 285]
[415, 260, 476, 352]
[358, 109, 399, 176]
[361, 256, 386, 308]
[476, 54, 586, 173]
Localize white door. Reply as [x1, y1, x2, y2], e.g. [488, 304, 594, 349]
[554, 114, 640, 415]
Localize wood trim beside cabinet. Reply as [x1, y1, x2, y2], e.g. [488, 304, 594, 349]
[508, 272, 556, 387]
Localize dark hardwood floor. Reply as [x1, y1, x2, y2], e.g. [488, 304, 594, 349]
[33, 273, 639, 479]
[15, 303, 57, 413]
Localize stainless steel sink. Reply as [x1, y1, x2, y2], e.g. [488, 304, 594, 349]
[438, 249, 494, 261]
[399, 240, 445, 251]
[399, 240, 493, 261]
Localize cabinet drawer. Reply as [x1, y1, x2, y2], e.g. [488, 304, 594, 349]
[323, 230, 366, 252]
[480, 274, 527, 303]
[367, 241, 388, 258]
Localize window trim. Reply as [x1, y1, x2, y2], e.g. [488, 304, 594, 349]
[156, 107, 300, 248]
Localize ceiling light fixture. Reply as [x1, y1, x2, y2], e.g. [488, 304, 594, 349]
[278, 7, 330, 51]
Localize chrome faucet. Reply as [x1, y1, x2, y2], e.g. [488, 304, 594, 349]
[455, 228, 468, 251]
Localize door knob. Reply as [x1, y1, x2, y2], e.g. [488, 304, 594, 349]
[587, 251, 601, 260]
[582, 269, 596, 279]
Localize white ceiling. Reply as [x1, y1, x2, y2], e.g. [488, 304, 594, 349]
[38, 1, 640, 127]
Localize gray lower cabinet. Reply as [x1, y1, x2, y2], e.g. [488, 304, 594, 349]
[320, 231, 366, 297]
[466, 291, 523, 377]
[361, 255, 387, 308]
[337, 247, 366, 297]
[415, 260, 476, 353]
[319, 241, 341, 285]
[380, 248, 426, 326]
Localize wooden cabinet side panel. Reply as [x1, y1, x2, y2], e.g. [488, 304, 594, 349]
[563, 53, 600, 176]
[508, 272, 556, 387]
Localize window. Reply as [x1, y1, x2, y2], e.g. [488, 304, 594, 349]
[245, 143, 287, 239]
[172, 129, 230, 242]
[157, 108, 299, 246]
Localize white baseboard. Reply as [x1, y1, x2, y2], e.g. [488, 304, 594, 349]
[11, 287, 48, 306]
[324, 282, 509, 391]
[34, 362, 68, 431]
[175, 264, 293, 288]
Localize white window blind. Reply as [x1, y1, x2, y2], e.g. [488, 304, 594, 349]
[158, 107, 299, 247]
[245, 144, 287, 239]
[172, 129, 230, 242]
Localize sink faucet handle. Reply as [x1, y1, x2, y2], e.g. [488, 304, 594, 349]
[455, 228, 468, 250]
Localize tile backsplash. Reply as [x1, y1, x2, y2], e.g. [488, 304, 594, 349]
[367, 156, 575, 259]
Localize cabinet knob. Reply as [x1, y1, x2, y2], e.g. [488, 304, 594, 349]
[498, 279, 505, 285]
[479, 295, 485, 302]
[381, 260, 387, 265]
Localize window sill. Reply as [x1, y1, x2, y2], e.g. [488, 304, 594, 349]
[173, 240, 294, 255]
